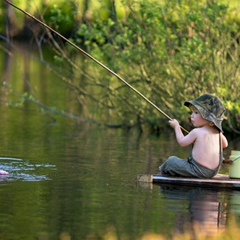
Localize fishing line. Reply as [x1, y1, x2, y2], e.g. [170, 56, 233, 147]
[4, 0, 189, 134]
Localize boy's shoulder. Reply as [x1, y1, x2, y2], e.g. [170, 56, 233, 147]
[190, 126, 217, 135]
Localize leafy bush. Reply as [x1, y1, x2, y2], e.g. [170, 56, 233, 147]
[69, 0, 239, 134]
[3, 0, 240, 135]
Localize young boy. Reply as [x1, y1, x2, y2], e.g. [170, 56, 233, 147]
[159, 94, 228, 179]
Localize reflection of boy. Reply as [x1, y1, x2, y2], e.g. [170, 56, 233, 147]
[159, 94, 228, 178]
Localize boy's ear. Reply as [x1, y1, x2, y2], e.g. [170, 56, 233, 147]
[209, 122, 215, 127]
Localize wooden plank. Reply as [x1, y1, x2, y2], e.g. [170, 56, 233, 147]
[136, 174, 240, 190]
[137, 174, 153, 183]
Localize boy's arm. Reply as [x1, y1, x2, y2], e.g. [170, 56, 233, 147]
[221, 133, 228, 148]
[169, 119, 197, 147]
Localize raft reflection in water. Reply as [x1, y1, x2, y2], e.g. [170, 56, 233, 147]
[160, 186, 227, 237]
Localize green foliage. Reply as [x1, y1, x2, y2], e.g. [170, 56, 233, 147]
[42, 0, 77, 36]
[0, 1, 6, 33]
[68, 0, 239, 133]
[2, 0, 240, 134]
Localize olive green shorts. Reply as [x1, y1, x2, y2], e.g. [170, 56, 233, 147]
[159, 156, 219, 179]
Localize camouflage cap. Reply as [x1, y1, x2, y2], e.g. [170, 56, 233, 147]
[184, 94, 226, 132]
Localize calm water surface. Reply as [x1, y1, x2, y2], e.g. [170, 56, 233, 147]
[0, 107, 239, 240]
[0, 41, 240, 240]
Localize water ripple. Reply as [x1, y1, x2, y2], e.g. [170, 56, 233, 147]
[0, 157, 56, 182]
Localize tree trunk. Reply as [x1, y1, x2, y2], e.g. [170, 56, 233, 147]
[5, 0, 21, 38]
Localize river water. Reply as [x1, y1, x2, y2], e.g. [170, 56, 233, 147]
[0, 41, 240, 239]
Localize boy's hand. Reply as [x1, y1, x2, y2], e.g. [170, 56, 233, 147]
[169, 119, 180, 129]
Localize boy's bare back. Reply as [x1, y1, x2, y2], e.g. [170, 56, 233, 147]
[191, 126, 228, 169]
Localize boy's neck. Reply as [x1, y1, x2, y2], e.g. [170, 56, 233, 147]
[200, 124, 219, 133]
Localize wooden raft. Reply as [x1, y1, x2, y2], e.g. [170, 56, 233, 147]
[137, 174, 240, 190]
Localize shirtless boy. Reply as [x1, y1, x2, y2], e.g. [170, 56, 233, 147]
[159, 94, 228, 179]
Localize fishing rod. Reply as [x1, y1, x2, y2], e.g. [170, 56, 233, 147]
[5, 0, 189, 134]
